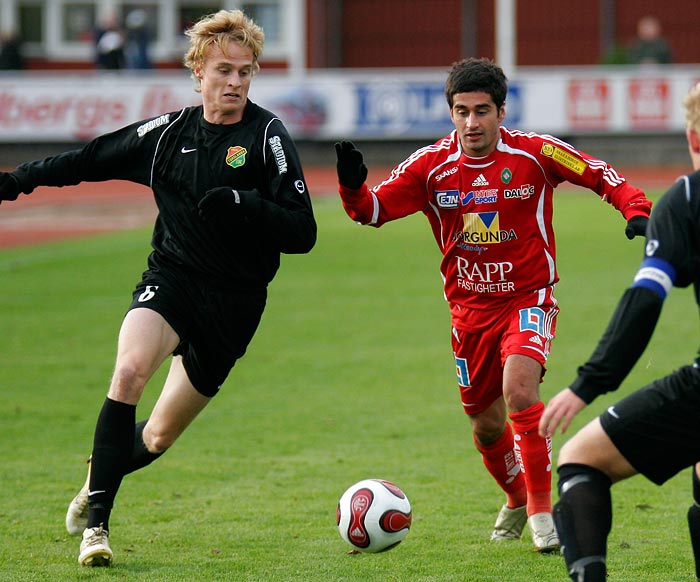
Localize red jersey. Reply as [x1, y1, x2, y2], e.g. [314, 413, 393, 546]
[339, 127, 652, 329]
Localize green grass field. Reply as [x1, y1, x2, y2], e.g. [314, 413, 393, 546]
[0, 191, 696, 581]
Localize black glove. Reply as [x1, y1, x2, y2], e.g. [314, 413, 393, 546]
[0, 172, 21, 203]
[197, 187, 261, 224]
[625, 215, 648, 240]
[335, 141, 368, 189]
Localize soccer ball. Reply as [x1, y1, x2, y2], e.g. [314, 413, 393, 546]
[336, 479, 412, 553]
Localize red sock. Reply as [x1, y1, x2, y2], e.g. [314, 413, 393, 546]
[509, 401, 553, 515]
[474, 423, 527, 509]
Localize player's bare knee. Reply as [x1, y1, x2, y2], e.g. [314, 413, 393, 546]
[557, 433, 601, 468]
[502, 385, 539, 414]
[557, 437, 581, 467]
[557, 419, 607, 466]
[143, 431, 173, 454]
[111, 361, 148, 393]
[143, 424, 176, 453]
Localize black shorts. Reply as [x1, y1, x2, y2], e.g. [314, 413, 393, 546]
[600, 364, 700, 485]
[128, 266, 267, 397]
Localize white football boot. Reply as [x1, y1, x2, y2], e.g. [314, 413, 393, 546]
[66, 457, 91, 536]
[78, 525, 112, 567]
[490, 504, 528, 541]
[528, 512, 560, 553]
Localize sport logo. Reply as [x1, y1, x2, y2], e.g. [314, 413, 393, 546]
[435, 167, 457, 182]
[138, 285, 159, 302]
[136, 114, 169, 138]
[472, 174, 489, 186]
[226, 146, 247, 168]
[460, 190, 498, 206]
[347, 488, 373, 548]
[472, 189, 498, 204]
[540, 143, 587, 175]
[455, 356, 470, 387]
[436, 189, 460, 208]
[504, 184, 535, 200]
[268, 136, 288, 174]
[645, 239, 660, 256]
[519, 306, 547, 335]
[459, 191, 474, 206]
[461, 211, 517, 244]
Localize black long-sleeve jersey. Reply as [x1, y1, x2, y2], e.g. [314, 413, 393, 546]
[11, 101, 317, 289]
[570, 170, 700, 403]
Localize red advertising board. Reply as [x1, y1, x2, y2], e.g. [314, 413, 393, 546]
[628, 78, 671, 129]
[567, 79, 610, 130]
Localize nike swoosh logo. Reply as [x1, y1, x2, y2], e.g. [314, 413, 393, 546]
[607, 406, 620, 419]
[181, 146, 197, 154]
[88, 490, 106, 496]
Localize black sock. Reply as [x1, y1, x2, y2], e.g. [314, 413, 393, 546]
[87, 398, 136, 531]
[124, 419, 164, 475]
[554, 463, 612, 582]
[689, 469, 700, 580]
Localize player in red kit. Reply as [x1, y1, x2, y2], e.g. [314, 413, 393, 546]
[335, 58, 651, 552]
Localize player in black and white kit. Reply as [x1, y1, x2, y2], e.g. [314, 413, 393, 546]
[539, 82, 700, 582]
[0, 10, 316, 567]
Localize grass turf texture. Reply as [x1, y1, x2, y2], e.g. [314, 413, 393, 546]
[0, 191, 696, 581]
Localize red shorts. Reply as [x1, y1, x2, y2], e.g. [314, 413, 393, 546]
[451, 288, 559, 415]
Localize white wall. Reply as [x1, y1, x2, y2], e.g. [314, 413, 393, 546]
[0, 65, 697, 142]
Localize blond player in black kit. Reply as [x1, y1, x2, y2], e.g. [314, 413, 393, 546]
[540, 82, 700, 582]
[0, 10, 316, 567]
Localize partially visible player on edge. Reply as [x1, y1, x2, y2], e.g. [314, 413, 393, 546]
[539, 83, 700, 581]
[0, 10, 316, 567]
[335, 57, 651, 553]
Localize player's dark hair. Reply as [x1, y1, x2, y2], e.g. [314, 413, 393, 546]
[445, 57, 508, 109]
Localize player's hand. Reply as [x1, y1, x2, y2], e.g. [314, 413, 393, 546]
[625, 216, 648, 240]
[0, 172, 21, 203]
[198, 187, 261, 224]
[538, 388, 587, 437]
[335, 141, 368, 189]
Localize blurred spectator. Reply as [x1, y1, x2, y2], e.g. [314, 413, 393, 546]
[627, 15, 673, 64]
[600, 42, 628, 65]
[124, 9, 152, 70]
[95, 11, 125, 69]
[0, 30, 25, 70]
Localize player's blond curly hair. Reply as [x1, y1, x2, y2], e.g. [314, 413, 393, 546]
[683, 82, 700, 132]
[183, 10, 264, 93]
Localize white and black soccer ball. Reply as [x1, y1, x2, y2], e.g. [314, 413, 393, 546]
[336, 479, 412, 553]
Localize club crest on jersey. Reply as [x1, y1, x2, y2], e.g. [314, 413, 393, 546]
[436, 189, 460, 208]
[501, 168, 512, 184]
[226, 146, 247, 168]
[460, 211, 517, 244]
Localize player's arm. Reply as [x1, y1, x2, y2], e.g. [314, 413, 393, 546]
[258, 122, 316, 253]
[540, 259, 671, 437]
[335, 140, 375, 224]
[335, 141, 428, 227]
[539, 137, 652, 239]
[198, 120, 317, 254]
[569, 277, 666, 402]
[0, 148, 91, 203]
[0, 118, 163, 203]
[541, 179, 692, 437]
